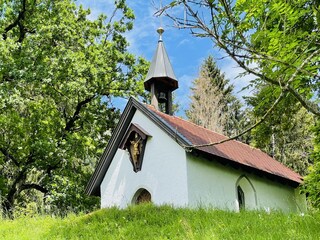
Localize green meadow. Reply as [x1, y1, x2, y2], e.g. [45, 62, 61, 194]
[1, 204, 319, 240]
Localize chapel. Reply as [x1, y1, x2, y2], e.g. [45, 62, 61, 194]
[86, 28, 306, 212]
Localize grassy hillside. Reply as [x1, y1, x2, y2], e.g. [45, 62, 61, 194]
[1, 204, 320, 239]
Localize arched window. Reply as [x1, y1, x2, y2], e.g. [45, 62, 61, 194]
[236, 175, 257, 211]
[132, 188, 152, 205]
[237, 186, 245, 210]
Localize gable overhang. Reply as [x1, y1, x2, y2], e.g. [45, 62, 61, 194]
[85, 98, 137, 196]
[85, 97, 190, 196]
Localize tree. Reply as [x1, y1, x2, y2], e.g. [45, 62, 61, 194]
[0, 0, 148, 217]
[186, 56, 242, 136]
[161, 0, 319, 117]
[246, 84, 315, 176]
[186, 56, 229, 134]
[303, 120, 320, 209]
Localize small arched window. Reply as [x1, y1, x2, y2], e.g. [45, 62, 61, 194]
[132, 188, 152, 205]
[235, 175, 257, 211]
[237, 186, 245, 210]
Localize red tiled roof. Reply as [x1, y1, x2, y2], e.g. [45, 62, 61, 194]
[147, 106, 302, 184]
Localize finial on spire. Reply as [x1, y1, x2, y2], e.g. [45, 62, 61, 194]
[157, 27, 164, 42]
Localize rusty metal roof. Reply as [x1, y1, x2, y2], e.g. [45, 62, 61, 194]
[146, 105, 303, 185]
[144, 28, 178, 91]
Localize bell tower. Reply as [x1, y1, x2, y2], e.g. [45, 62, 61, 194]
[144, 27, 178, 115]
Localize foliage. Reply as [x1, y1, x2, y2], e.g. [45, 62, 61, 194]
[0, 0, 148, 216]
[186, 56, 243, 136]
[163, 0, 320, 116]
[1, 205, 320, 239]
[303, 120, 320, 208]
[246, 84, 315, 175]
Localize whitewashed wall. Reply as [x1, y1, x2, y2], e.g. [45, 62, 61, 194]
[186, 154, 239, 210]
[100, 110, 189, 208]
[186, 154, 306, 213]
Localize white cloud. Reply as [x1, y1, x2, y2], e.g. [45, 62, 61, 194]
[78, 0, 115, 20]
[177, 38, 190, 47]
[124, 3, 158, 57]
[77, 1, 158, 59]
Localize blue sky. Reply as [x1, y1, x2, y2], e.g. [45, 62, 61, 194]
[78, 0, 253, 117]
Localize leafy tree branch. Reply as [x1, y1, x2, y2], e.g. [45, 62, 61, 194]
[0, 148, 20, 167]
[64, 94, 97, 133]
[160, 0, 320, 116]
[20, 183, 48, 194]
[2, 0, 30, 42]
[182, 89, 285, 150]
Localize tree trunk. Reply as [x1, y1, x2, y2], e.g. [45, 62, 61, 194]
[2, 170, 27, 218]
[2, 187, 17, 219]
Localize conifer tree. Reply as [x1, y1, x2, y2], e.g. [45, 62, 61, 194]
[186, 56, 242, 136]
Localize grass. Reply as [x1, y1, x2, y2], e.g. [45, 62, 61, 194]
[1, 204, 320, 239]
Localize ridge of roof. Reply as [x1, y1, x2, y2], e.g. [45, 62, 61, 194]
[146, 105, 253, 148]
[140, 103, 191, 145]
[158, 108, 226, 136]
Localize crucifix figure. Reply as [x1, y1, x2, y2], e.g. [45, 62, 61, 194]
[129, 133, 142, 170]
[119, 124, 150, 173]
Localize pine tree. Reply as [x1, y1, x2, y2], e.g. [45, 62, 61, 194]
[186, 56, 242, 136]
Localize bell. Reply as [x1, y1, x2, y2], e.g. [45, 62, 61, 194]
[158, 92, 167, 103]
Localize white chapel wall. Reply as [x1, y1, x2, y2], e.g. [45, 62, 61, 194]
[100, 110, 189, 208]
[186, 154, 305, 213]
[252, 176, 306, 212]
[186, 154, 239, 210]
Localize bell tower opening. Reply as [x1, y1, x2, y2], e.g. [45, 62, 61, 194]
[144, 27, 178, 115]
